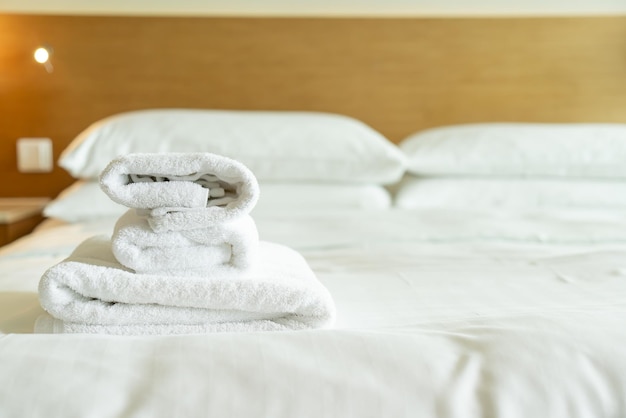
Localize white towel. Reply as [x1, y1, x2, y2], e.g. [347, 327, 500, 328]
[100, 152, 260, 230]
[112, 209, 259, 276]
[37, 236, 336, 335]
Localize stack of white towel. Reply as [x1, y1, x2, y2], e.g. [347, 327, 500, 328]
[37, 153, 336, 335]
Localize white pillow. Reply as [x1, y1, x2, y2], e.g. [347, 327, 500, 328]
[253, 183, 391, 214]
[400, 123, 626, 178]
[394, 176, 626, 210]
[43, 181, 127, 222]
[59, 109, 406, 184]
[44, 181, 392, 223]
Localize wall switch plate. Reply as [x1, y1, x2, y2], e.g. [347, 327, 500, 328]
[17, 138, 53, 173]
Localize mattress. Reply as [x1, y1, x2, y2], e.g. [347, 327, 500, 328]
[1, 208, 626, 417]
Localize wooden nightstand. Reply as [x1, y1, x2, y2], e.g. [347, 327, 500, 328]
[0, 198, 50, 246]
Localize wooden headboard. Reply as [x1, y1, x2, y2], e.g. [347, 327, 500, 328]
[2, 14, 626, 197]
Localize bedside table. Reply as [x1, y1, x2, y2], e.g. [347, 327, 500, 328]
[0, 198, 50, 246]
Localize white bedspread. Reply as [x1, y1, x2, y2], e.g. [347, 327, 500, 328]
[1, 208, 626, 417]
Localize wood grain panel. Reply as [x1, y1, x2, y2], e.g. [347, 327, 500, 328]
[1, 14, 625, 198]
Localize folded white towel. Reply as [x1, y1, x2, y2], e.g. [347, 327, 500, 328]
[34, 314, 317, 334]
[100, 152, 260, 230]
[112, 209, 259, 276]
[37, 236, 336, 335]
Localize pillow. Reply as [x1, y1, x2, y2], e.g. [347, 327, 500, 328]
[253, 183, 391, 214]
[400, 123, 626, 178]
[394, 176, 626, 210]
[59, 109, 406, 184]
[43, 181, 127, 222]
[44, 181, 392, 223]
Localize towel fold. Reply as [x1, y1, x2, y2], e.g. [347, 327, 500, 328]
[37, 236, 336, 335]
[100, 152, 260, 230]
[111, 209, 259, 276]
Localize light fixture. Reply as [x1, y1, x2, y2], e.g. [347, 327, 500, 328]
[34, 45, 54, 73]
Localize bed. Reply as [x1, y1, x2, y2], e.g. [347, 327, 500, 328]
[1, 108, 626, 417]
[2, 13, 626, 418]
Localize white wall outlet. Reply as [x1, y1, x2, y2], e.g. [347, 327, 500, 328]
[17, 138, 53, 173]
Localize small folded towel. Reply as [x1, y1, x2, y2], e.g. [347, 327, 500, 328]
[100, 152, 260, 230]
[37, 236, 336, 335]
[112, 209, 259, 276]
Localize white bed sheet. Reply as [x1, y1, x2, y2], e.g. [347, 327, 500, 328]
[1, 208, 626, 417]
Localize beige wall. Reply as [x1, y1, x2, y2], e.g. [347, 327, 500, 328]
[1, 0, 625, 16]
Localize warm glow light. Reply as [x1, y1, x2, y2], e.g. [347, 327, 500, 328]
[33, 45, 54, 73]
[34, 47, 50, 63]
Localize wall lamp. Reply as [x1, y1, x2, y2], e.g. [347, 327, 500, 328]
[34, 45, 54, 73]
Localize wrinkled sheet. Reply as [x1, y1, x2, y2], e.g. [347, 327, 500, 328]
[1, 208, 626, 417]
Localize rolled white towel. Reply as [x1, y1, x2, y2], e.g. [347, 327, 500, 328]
[100, 152, 259, 230]
[112, 209, 258, 276]
[37, 236, 336, 335]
